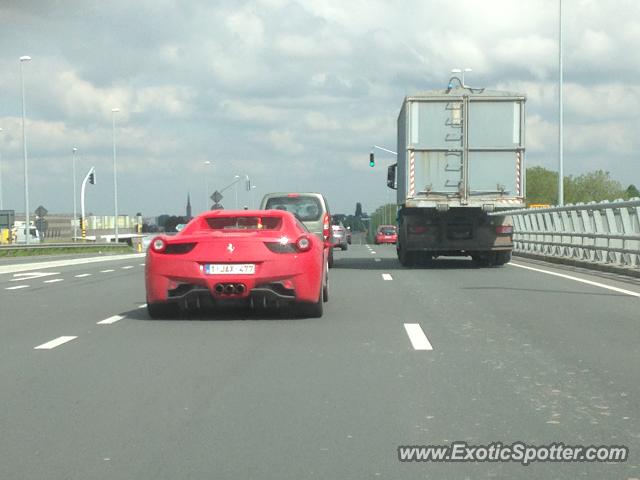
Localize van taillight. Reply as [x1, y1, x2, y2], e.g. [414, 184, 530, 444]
[323, 213, 330, 241]
[495, 225, 513, 234]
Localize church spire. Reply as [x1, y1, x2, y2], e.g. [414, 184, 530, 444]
[186, 193, 192, 219]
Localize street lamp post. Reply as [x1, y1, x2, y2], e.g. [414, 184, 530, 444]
[558, 0, 564, 206]
[234, 175, 240, 209]
[204, 160, 213, 211]
[0, 127, 4, 210]
[72, 147, 78, 241]
[111, 108, 120, 243]
[250, 185, 257, 209]
[20, 56, 32, 244]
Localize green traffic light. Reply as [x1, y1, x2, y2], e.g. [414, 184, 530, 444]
[369, 152, 375, 167]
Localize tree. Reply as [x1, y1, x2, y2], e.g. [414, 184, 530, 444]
[355, 202, 362, 218]
[564, 170, 626, 204]
[525, 166, 557, 205]
[626, 184, 640, 199]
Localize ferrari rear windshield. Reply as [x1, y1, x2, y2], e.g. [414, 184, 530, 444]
[205, 216, 282, 230]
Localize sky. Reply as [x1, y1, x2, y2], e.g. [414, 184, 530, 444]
[0, 0, 639, 218]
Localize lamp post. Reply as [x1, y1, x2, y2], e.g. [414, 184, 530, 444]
[111, 108, 120, 242]
[204, 160, 213, 211]
[20, 55, 32, 244]
[558, 0, 564, 206]
[234, 175, 240, 209]
[250, 185, 257, 209]
[0, 127, 4, 210]
[72, 147, 78, 240]
[451, 67, 472, 87]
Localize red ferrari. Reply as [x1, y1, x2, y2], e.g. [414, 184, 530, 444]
[145, 210, 329, 318]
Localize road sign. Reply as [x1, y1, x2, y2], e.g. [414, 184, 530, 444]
[35, 205, 48, 217]
[211, 190, 223, 203]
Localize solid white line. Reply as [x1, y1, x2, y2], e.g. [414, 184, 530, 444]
[374, 258, 382, 262]
[404, 323, 433, 351]
[6, 285, 29, 290]
[100, 269, 115, 273]
[34, 336, 78, 350]
[509, 263, 640, 298]
[122, 266, 134, 270]
[382, 273, 393, 281]
[97, 315, 124, 325]
[74, 273, 92, 278]
[44, 278, 64, 284]
[0, 253, 146, 276]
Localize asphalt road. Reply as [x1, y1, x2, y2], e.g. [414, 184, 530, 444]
[0, 246, 638, 479]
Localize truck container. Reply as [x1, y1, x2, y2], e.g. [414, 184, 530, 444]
[386, 82, 526, 266]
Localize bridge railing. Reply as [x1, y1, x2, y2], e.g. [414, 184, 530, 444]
[503, 199, 640, 270]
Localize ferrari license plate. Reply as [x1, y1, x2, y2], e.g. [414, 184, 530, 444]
[205, 264, 255, 275]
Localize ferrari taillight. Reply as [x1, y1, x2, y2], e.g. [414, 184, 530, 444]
[322, 213, 330, 241]
[295, 236, 311, 252]
[151, 238, 166, 253]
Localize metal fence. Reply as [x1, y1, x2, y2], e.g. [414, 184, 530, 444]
[505, 199, 640, 270]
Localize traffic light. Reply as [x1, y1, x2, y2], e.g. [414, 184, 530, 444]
[89, 171, 96, 185]
[369, 152, 375, 167]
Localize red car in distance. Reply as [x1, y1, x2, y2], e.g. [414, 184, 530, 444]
[145, 210, 329, 318]
[374, 225, 398, 245]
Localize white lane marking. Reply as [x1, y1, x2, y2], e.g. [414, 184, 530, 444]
[371, 251, 377, 254]
[34, 336, 78, 350]
[382, 273, 393, 281]
[100, 269, 115, 273]
[6, 285, 29, 290]
[0, 253, 146, 276]
[404, 323, 433, 351]
[374, 258, 382, 262]
[138, 303, 147, 309]
[121, 266, 134, 270]
[11, 271, 60, 281]
[44, 278, 64, 284]
[74, 273, 92, 278]
[97, 315, 124, 325]
[139, 263, 145, 266]
[509, 263, 640, 298]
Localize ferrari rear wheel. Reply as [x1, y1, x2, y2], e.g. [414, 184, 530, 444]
[328, 248, 334, 268]
[298, 285, 323, 318]
[147, 301, 177, 319]
[322, 265, 329, 302]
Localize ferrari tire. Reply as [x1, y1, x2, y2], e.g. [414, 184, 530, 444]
[322, 267, 329, 303]
[341, 244, 348, 251]
[147, 301, 177, 319]
[328, 248, 334, 268]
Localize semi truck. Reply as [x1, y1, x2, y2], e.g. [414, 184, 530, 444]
[385, 79, 526, 266]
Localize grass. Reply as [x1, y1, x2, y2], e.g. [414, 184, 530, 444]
[0, 245, 134, 258]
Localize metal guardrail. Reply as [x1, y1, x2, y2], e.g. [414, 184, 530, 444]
[504, 199, 640, 270]
[0, 242, 133, 252]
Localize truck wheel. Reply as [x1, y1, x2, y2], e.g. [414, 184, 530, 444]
[493, 251, 512, 266]
[398, 244, 414, 267]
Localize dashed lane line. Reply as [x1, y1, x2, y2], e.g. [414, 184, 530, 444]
[374, 258, 382, 262]
[122, 266, 134, 270]
[404, 323, 433, 351]
[6, 285, 29, 290]
[44, 278, 64, 284]
[34, 336, 78, 350]
[74, 274, 92, 278]
[138, 304, 147, 309]
[100, 269, 115, 273]
[382, 273, 393, 281]
[97, 315, 125, 325]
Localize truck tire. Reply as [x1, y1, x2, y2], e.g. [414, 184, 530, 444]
[493, 251, 512, 266]
[398, 243, 414, 267]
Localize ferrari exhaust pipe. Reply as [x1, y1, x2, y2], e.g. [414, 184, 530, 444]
[235, 284, 246, 294]
[224, 284, 236, 294]
[214, 284, 224, 294]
